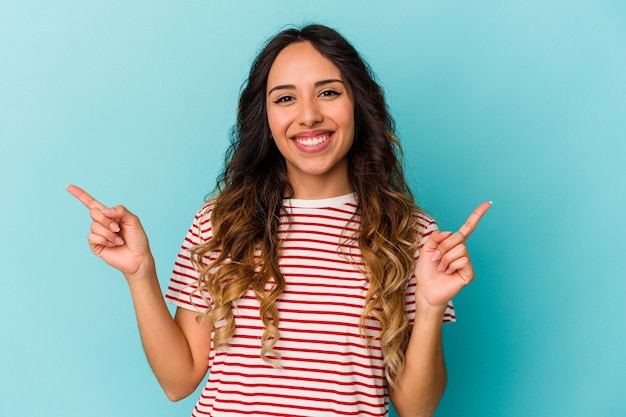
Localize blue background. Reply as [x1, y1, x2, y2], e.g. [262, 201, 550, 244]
[1, 1, 624, 416]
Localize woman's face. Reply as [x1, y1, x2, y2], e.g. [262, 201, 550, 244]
[266, 41, 355, 199]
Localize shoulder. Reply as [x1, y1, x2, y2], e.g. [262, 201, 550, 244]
[195, 199, 216, 222]
[186, 199, 217, 244]
[414, 210, 438, 249]
[414, 210, 437, 228]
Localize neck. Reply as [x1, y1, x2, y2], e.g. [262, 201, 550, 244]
[288, 177, 353, 200]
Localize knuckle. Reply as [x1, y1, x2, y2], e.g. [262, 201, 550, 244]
[440, 252, 453, 265]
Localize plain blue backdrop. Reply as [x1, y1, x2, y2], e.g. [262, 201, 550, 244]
[1, 1, 625, 416]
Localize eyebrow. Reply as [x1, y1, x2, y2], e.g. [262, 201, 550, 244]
[267, 78, 346, 95]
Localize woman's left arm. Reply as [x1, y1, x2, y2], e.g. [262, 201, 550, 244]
[389, 202, 491, 417]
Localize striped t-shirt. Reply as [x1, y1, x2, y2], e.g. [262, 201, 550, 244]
[165, 193, 455, 417]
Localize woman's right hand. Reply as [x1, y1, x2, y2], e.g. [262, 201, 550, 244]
[67, 184, 154, 281]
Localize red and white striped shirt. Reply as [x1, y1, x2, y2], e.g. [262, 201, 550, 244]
[166, 193, 455, 417]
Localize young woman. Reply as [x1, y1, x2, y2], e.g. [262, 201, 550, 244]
[68, 24, 490, 417]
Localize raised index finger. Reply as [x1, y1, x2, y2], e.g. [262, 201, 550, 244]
[66, 184, 105, 210]
[457, 201, 492, 239]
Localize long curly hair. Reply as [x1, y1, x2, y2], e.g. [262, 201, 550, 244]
[190, 24, 422, 387]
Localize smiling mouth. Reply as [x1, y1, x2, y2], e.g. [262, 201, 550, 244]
[294, 133, 331, 147]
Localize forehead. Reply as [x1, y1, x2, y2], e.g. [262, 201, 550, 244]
[267, 41, 344, 86]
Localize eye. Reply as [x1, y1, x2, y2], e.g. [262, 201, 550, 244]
[273, 95, 295, 104]
[319, 90, 341, 98]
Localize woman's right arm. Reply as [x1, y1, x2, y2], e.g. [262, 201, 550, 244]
[67, 185, 211, 401]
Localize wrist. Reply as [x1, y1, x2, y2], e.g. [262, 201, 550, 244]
[414, 294, 449, 323]
[124, 255, 157, 284]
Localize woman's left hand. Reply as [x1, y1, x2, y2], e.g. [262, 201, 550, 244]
[414, 201, 492, 310]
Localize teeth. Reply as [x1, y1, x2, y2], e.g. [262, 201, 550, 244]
[295, 134, 330, 147]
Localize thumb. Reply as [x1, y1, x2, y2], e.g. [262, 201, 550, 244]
[421, 230, 452, 256]
[101, 205, 139, 225]
[100, 205, 150, 255]
[100, 205, 146, 242]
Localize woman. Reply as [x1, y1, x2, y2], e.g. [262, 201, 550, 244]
[68, 24, 490, 417]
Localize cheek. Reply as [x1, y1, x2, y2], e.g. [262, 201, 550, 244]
[338, 108, 355, 141]
[267, 108, 291, 137]
[333, 98, 355, 132]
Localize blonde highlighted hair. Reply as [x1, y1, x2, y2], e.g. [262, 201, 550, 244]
[190, 24, 423, 387]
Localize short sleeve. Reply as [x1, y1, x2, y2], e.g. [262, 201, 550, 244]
[165, 202, 214, 313]
[405, 212, 456, 324]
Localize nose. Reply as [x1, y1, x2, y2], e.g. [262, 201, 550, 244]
[298, 96, 323, 127]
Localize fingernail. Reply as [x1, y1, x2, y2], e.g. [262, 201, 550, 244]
[114, 236, 124, 245]
[437, 262, 446, 272]
[432, 250, 441, 261]
[109, 222, 120, 232]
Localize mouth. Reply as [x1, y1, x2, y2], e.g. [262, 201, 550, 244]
[294, 133, 331, 147]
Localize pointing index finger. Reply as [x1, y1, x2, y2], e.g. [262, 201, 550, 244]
[66, 184, 106, 210]
[457, 201, 492, 239]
